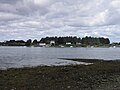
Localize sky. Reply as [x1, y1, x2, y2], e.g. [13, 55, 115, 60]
[0, 0, 120, 42]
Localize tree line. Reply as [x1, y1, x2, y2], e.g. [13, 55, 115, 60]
[40, 36, 81, 45]
[40, 36, 110, 46]
[81, 36, 110, 45]
[0, 36, 111, 46]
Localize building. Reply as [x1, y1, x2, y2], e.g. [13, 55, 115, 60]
[50, 41, 55, 45]
[66, 42, 72, 45]
[39, 43, 46, 47]
[76, 42, 81, 45]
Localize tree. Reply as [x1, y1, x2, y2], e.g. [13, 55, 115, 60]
[33, 39, 38, 45]
[40, 36, 81, 45]
[81, 36, 110, 45]
[26, 39, 32, 46]
[105, 38, 110, 44]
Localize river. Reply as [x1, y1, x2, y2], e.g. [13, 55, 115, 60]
[0, 47, 120, 69]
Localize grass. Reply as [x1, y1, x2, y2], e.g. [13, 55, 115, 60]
[0, 59, 120, 90]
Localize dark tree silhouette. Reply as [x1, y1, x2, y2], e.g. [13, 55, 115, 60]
[81, 36, 110, 45]
[26, 39, 32, 46]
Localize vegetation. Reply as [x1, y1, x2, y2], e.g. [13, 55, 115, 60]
[0, 59, 120, 90]
[40, 36, 110, 46]
[40, 36, 81, 45]
[1, 40, 26, 46]
[0, 36, 117, 47]
[33, 39, 39, 46]
[25, 39, 32, 46]
[81, 36, 110, 45]
[111, 42, 120, 46]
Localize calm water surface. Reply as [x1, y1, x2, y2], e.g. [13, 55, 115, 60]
[0, 47, 120, 69]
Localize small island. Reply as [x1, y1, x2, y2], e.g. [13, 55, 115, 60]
[0, 36, 119, 48]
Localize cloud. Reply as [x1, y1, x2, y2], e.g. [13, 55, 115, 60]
[0, 0, 119, 42]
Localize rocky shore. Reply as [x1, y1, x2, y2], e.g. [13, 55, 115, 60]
[0, 59, 120, 90]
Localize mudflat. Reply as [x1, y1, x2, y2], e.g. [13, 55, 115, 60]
[0, 59, 120, 90]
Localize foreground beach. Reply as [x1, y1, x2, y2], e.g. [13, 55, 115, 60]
[0, 59, 120, 90]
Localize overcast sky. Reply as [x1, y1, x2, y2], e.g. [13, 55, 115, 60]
[0, 0, 120, 42]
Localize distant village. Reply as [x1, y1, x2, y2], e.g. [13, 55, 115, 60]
[0, 36, 120, 48]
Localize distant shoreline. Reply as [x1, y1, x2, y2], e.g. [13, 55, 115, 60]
[0, 45, 120, 48]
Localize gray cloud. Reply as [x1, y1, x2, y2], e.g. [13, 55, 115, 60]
[0, 0, 119, 42]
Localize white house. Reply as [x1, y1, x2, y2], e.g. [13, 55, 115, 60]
[50, 41, 55, 45]
[39, 43, 46, 47]
[66, 42, 72, 45]
[76, 42, 81, 45]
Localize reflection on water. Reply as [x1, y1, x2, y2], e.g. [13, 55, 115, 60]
[0, 47, 120, 69]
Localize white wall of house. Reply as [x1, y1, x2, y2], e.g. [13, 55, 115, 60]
[66, 42, 71, 45]
[39, 43, 46, 46]
[50, 41, 55, 45]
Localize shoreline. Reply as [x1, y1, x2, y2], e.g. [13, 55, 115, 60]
[0, 59, 120, 90]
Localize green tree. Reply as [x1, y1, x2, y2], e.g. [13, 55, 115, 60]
[33, 39, 38, 45]
[26, 39, 32, 46]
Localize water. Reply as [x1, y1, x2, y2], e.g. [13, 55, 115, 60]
[0, 46, 120, 69]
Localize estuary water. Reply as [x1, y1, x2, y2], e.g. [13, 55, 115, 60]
[0, 46, 120, 69]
